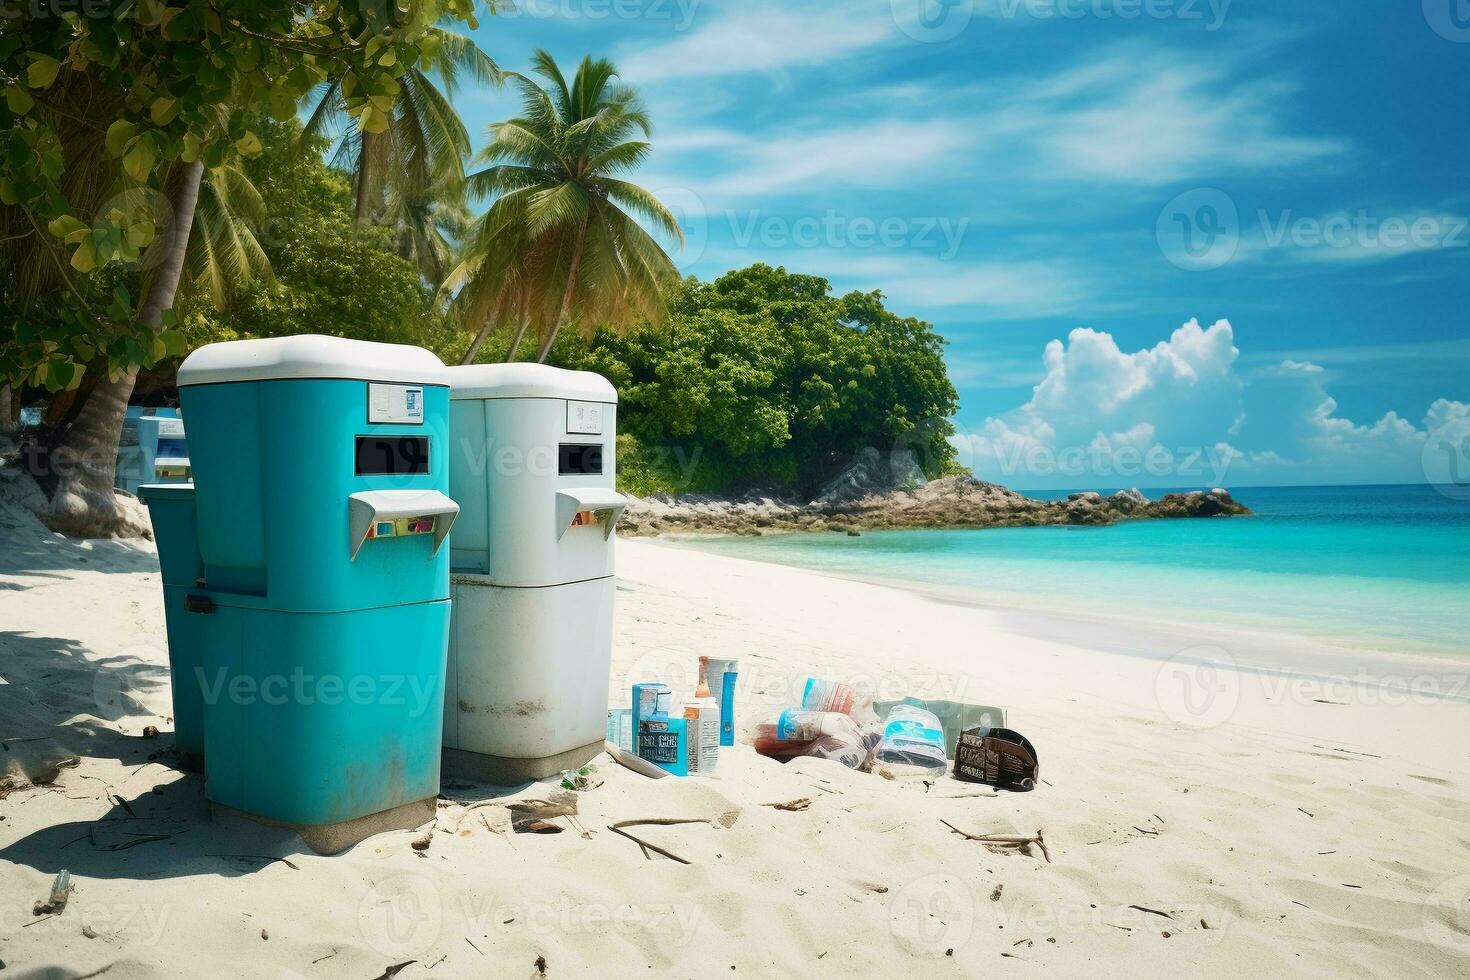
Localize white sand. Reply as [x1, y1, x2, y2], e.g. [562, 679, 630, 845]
[2, 518, 1469, 977]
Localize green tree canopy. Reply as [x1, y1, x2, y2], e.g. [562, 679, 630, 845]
[558, 264, 960, 493]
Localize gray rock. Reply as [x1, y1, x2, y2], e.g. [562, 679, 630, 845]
[1108, 487, 1148, 512]
[887, 449, 928, 491]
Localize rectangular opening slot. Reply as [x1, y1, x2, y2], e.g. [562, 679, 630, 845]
[558, 443, 604, 476]
[355, 436, 431, 476]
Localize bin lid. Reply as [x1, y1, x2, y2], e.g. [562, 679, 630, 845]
[177, 335, 449, 387]
[448, 363, 617, 403]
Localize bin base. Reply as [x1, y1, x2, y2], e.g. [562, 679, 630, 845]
[442, 740, 602, 785]
[174, 749, 205, 774]
[211, 796, 436, 855]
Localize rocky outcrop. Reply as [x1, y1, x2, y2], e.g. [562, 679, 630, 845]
[618, 479, 1249, 537]
[811, 447, 927, 507]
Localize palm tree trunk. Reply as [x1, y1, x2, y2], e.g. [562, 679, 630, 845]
[460, 317, 495, 365]
[537, 218, 589, 363]
[354, 129, 387, 229]
[503, 312, 531, 362]
[0, 384, 14, 436]
[47, 160, 204, 537]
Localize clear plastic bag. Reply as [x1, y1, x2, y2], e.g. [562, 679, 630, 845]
[874, 704, 948, 776]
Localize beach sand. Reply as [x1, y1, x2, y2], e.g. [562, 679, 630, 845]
[2, 512, 1468, 977]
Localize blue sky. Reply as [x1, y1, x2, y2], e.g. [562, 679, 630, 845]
[457, 0, 1470, 489]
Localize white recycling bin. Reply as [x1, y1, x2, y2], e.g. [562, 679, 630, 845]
[443, 363, 627, 781]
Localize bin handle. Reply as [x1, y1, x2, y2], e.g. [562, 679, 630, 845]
[348, 489, 460, 560]
[555, 488, 627, 541]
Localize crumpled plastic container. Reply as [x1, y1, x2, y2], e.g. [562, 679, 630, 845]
[874, 704, 948, 776]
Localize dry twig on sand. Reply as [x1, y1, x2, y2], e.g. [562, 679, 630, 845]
[607, 813, 739, 865]
[940, 819, 1052, 862]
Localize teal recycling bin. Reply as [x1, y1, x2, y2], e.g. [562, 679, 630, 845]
[136, 483, 206, 770]
[142, 335, 459, 852]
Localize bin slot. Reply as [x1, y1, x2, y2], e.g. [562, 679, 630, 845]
[348, 490, 459, 560]
[555, 488, 627, 541]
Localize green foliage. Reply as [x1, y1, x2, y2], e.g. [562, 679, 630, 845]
[1, 0, 479, 386]
[179, 118, 455, 352]
[557, 265, 960, 494]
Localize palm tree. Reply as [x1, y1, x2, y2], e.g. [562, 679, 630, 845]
[452, 50, 683, 363]
[381, 185, 473, 286]
[186, 163, 274, 305]
[302, 29, 500, 247]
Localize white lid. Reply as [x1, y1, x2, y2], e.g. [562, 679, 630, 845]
[177, 335, 449, 387]
[448, 363, 617, 403]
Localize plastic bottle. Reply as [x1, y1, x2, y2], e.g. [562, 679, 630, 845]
[800, 677, 856, 714]
[705, 658, 739, 746]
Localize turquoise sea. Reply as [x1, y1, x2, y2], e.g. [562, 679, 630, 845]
[675, 485, 1470, 657]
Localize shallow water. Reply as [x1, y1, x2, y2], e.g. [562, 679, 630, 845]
[672, 485, 1470, 657]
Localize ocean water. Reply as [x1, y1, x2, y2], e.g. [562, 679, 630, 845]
[673, 485, 1470, 656]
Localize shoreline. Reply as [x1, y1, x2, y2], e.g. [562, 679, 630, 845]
[649, 531, 1470, 666]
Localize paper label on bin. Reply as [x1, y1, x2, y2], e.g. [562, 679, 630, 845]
[566, 400, 604, 435]
[368, 383, 424, 424]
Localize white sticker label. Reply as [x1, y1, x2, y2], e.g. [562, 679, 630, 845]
[566, 400, 604, 435]
[368, 383, 424, 424]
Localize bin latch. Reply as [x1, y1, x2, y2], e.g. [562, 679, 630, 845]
[184, 594, 215, 614]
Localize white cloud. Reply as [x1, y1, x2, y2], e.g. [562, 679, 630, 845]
[618, 2, 895, 82]
[985, 46, 1347, 184]
[698, 119, 973, 199]
[950, 318, 1469, 488]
